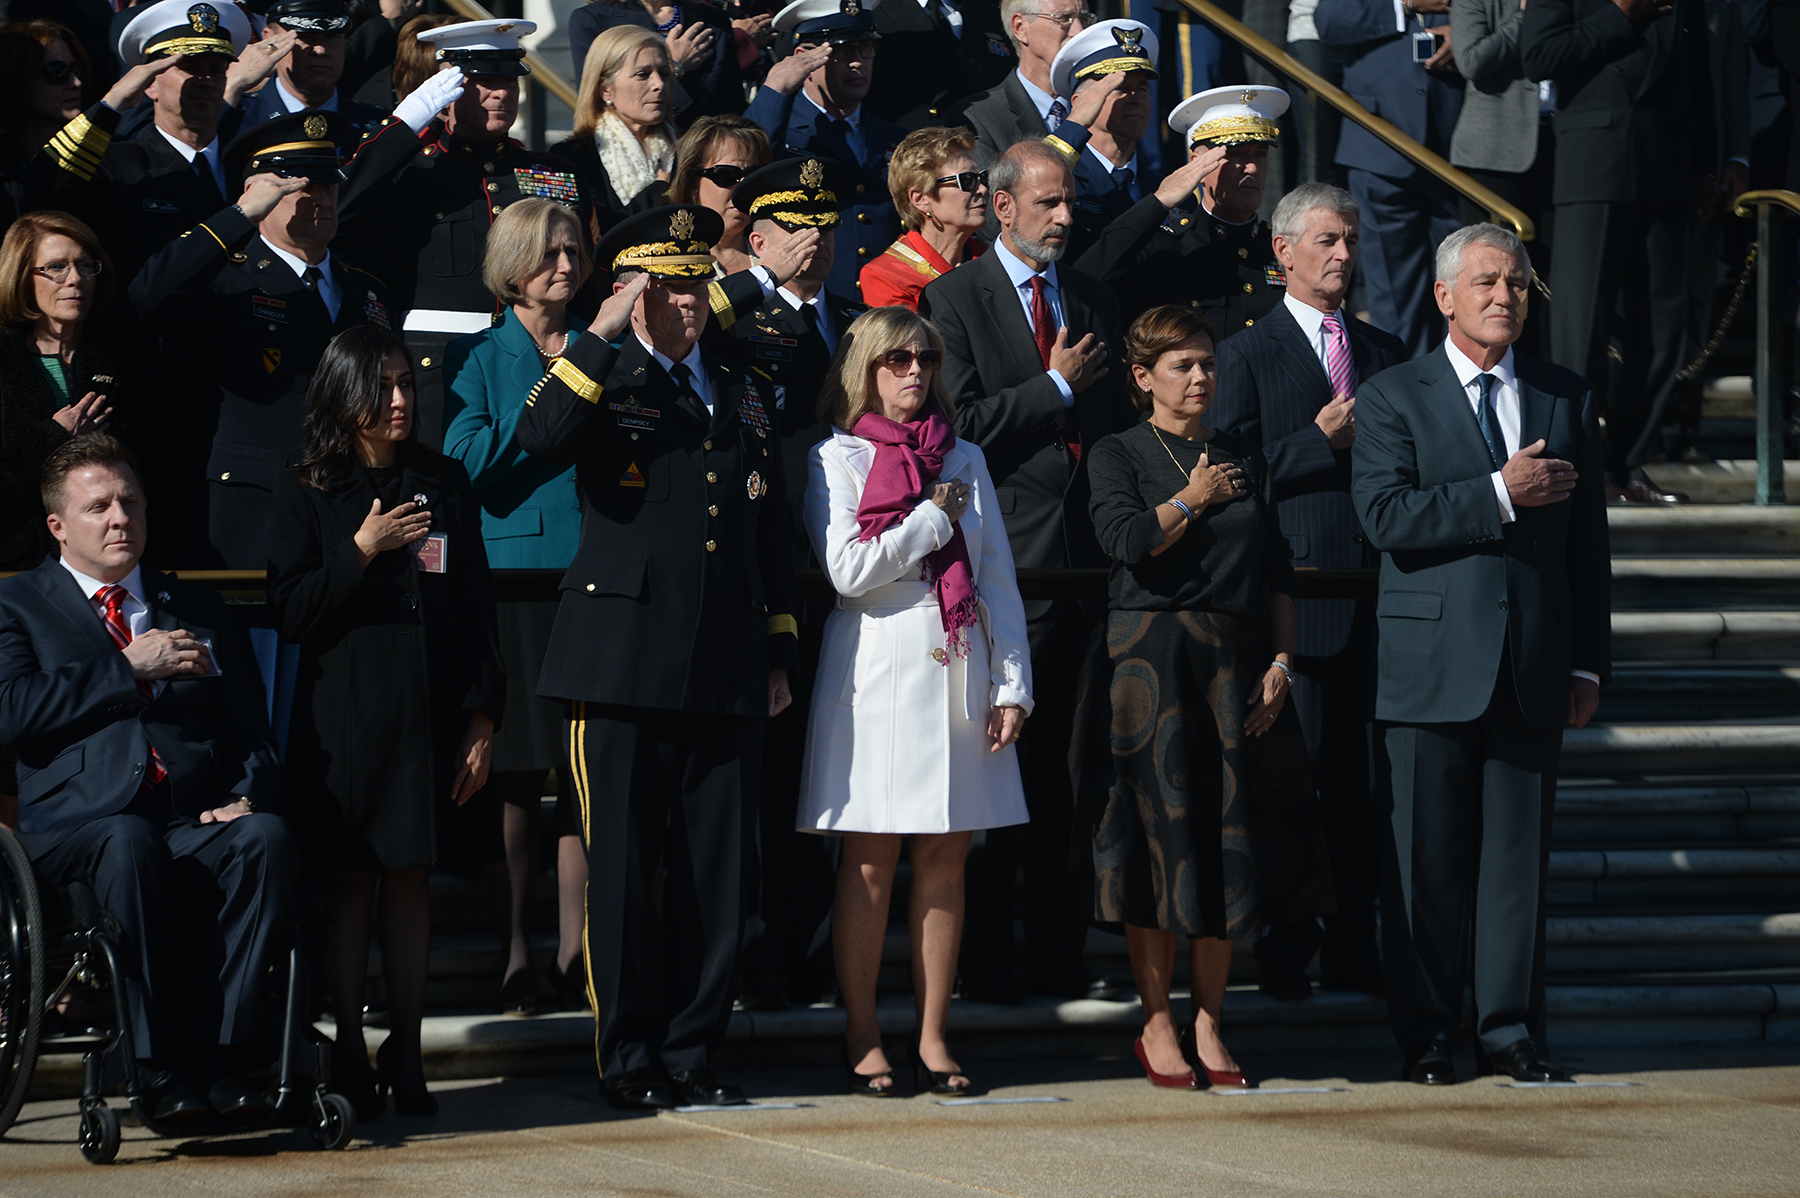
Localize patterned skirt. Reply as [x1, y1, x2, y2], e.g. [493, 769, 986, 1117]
[1094, 609, 1335, 941]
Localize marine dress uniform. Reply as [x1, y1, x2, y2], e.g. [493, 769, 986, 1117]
[515, 206, 799, 1111]
[129, 111, 397, 569]
[336, 20, 594, 446]
[1075, 86, 1291, 335]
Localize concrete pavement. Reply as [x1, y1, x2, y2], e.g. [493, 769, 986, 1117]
[2, 1045, 1797, 1197]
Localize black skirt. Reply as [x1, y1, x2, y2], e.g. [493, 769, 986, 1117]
[490, 600, 564, 773]
[1094, 609, 1335, 940]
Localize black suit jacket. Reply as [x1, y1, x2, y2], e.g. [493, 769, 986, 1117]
[1350, 347, 1611, 731]
[1520, 0, 1715, 205]
[0, 557, 279, 858]
[1214, 302, 1405, 656]
[918, 248, 1136, 572]
[865, 0, 1016, 129]
[954, 71, 1047, 166]
[515, 334, 799, 715]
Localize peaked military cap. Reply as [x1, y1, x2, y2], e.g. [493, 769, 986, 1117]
[119, 0, 250, 67]
[224, 108, 353, 185]
[596, 205, 724, 280]
[731, 157, 853, 231]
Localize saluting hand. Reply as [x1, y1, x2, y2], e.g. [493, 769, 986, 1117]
[1065, 70, 1126, 131]
[592, 270, 653, 341]
[101, 56, 179, 112]
[1155, 146, 1226, 209]
[760, 225, 824, 288]
[224, 27, 299, 105]
[237, 171, 309, 222]
[353, 498, 431, 567]
[761, 42, 833, 96]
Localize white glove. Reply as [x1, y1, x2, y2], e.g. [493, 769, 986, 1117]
[393, 65, 465, 134]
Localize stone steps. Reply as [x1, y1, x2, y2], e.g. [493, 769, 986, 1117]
[1611, 612, 1800, 661]
[1642, 461, 1800, 504]
[1605, 506, 1800, 557]
[1602, 663, 1800, 718]
[1609, 558, 1800, 611]
[1559, 724, 1800, 777]
[1552, 784, 1800, 842]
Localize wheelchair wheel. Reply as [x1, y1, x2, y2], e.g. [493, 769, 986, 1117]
[0, 827, 44, 1138]
[310, 1091, 355, 1151]
[78, 1102, 119, 1164]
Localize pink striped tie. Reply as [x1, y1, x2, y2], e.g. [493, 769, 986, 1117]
[1321, 311, 1356, 403]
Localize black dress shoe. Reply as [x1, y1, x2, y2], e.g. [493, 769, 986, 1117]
[139, 1066, 209, 1125]
[669, 1069, 746, 1107]
[1486, 1038, 1572, 1083]
[599, 1067, 679, 1111]
[1402, 1042, 1457, 1086]
[207, 1075, 273, 1121]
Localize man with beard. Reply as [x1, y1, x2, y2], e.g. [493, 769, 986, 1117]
[1077, 86, 1290, 336]
[236, 0, 392, 139]
[918, 139, 1136, 1004]
[1041, 18, 1157, 262]
[130, 110, 397, 568]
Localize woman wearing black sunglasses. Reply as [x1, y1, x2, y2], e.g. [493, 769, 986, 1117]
[860, 126, 989, 311]
[0, 21, 90, 226]
[664, 115, 772, 276]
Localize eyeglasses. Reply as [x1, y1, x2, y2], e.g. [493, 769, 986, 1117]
[41, 59, 80, 85]
[699, 163, 750, 188]
[879, 348, 942, 372]
[934, 169, 988, 193]
[1021, 8, 1093, 29]
[31, 258, 103, 283]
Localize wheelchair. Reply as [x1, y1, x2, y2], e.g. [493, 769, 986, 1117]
[0, 822, 356, 1163]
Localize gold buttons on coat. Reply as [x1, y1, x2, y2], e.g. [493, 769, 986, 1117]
[1242, 283, 1254, 293]
[586, 583, 595, 592]
[857, 213, 869, 224]
[1238, 247, 1248, 258]
[706, 471, 718, 483]
[703, 439, 713, 450]
[220, 471, 231, 481]
[930, 647, 947, 663]
[486, 182, 499, 192]
[858, 247, 868, 257]
[709, 504, 719, 516]
[630, 432, 639, 440]
[705, 540, 717, 552]
[483, 162, 495, 173]
[421, 356, 433, 367]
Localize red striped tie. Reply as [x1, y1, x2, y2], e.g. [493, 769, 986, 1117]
[97, 585, 167, 787]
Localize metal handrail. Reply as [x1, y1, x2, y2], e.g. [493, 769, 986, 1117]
[1171, 0, 1535, 242]
[1734, 189, 1800, 220]
[1730, 190, 1798, 505]
[438, 0, 580, 110]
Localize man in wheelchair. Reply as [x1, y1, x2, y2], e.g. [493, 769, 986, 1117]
[0, 435, 297, 1125]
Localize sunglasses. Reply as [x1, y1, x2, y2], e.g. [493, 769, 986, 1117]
[934, 169, 988, 194]
[32, 258, 103, 283]
[699, 163, 750, 188]
[879, 348, 941, 372]
[41, 59, 80, 85]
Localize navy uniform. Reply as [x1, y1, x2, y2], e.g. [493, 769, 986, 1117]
[1042, 20, 1159, 263]
[864, 0, 1016, 130]
[336, 20, 594, 447]
[1077, 85, 1291, 335]
[515, 206, 799, 1111]
[718, 158, 864, 1010]
[129, 110, 399, 568]
[31, 0, 252, 285]
[745, 0, 904, 299]
[236, 0, 394, 137]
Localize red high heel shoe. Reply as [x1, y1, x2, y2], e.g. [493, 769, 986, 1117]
[1133, 1037, 1198, 1089]
[1180, 1025, 1251, 1088]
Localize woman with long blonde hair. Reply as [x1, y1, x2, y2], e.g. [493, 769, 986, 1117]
[552, 26, 680, 229]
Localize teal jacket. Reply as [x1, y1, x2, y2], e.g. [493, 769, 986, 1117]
[442, 308, 585, 570]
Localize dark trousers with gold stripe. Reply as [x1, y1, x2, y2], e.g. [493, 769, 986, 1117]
[567, 701, 761, 1078]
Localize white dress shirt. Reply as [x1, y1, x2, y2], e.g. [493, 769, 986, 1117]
[777, 286, 839, 357]
[1016, 71, 1060, 125]
[991, 236, 1073, 406]
[640, 333, 715, 413]
[1282, 292, 1347, 375]
[266, 242, 342, 321]
[921, 0, 963, 36]
[59, 559, 163, 696]
[155, 127, 226, 198]
[1443, 337, 1520, 525]
[276, 78, 339, 113]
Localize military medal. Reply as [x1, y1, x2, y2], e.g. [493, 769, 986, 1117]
[747, 471, 765, 500]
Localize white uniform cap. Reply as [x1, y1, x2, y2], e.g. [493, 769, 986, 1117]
[118, 0, 252, 68]
[1168, 85, 1290, 148]
[417, 18, 539, 75]
[771, 0, 883, 42]
[1048, 19, 1158, 100]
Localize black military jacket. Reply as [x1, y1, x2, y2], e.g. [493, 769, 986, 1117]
[1075, 192, 1286, 337]
[337, 119, 596, 315]
[715, 288, 864, 557]
[514, 333, 798, 716]
[129, 205, 398, 566]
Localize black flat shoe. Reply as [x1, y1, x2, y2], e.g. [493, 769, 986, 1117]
[376, 1038, 438, 1116]
[499, 966, 538, 1017]
[600, 1067, 678, 1110]
[1487, 1038, 1572, 1083]
[207, 1075, 273, 1122]
[138, 1066, 208, 1125]
[331, 1044, 382, 1121]
[913, 1044, 972, 1097]
[669, 1069, 746, 1107]
[839, 1043, 899, 1097]
[546, 956, 590, 1011]
[1402, 1040, 1457, 1086]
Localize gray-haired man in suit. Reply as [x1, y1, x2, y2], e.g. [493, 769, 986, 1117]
[1351, 224, 1609, 1086]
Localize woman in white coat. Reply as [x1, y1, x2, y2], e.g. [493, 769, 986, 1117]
[799, 306, 1033, 1098]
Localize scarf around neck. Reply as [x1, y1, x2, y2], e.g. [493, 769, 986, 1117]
[594, 107, 676, 206]
[851, 404, 980, 660]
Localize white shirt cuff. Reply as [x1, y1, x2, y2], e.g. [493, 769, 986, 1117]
[749, 264, 777, 300]
[1490, 471, 1516, 524]
[1393, 0, 1407, 31]
[1571, 670, 1600, 685]
[1047, 368, 1075, 407]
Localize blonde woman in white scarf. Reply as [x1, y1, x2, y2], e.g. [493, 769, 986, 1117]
[553, 26, 680, 232]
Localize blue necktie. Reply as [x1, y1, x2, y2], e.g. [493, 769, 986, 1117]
[1046, 99, 1067, 131]
[1476, 373, 1507, 471]
[1112, 166, 1134, 199]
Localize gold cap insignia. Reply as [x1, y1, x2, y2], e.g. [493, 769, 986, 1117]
[800, 158, 825, 190]
[843, 0, 861, 14]
[303, 114, 329, 139]
[494, 22, 514, 32]
[670, 208, 696, 241]
[1114, 26, 1142, 53]
[188, 3, 219, 33]
[1241, 89, 1258, 105]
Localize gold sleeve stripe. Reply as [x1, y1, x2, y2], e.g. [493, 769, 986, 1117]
[197, 222, 229, 252]
[46, 114, 109, 181]
[708, 279, 738, 330]
[523, 375, 548, 408]
[767, 614, 798, 639]
[548, 357, 602, 403]
[1042, 134, 1077, 163]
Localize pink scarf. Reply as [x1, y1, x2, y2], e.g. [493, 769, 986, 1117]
[852, 404, 980, 661]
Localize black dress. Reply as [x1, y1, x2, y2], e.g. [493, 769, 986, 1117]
[267, 447, 505, 872]
[1085, 422, 1334, 940]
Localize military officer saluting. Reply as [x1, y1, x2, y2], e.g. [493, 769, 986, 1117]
[236, 0, 393, 139]
[1076, 85, 1291, 337]
[130, 109, 398, 568]
[516, 205, 799, 1113]
[337, 19, 594, 446]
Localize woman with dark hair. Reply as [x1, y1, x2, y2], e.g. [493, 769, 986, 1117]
[1085, 304, 1331, 1091]
[0, 22, 90, 226]
[664, 115, 771, 276]
[268, 324, 505, 1120]
[0, 209, 123, 572]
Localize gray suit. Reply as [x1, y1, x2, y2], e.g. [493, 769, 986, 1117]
[1449, 0, 1542, 174]
[1351, 345, 1609, 1055]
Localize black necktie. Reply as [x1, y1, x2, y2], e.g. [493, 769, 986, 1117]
[1112, 166, 1135, 199]
[797, 299, 823, 343]
[1475, 373, 1507, 471]
[670, 361, 707, 420]
[302, 266, 323, 289]
[192, 155, 223, 206]
[823, 117, 859, 168]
